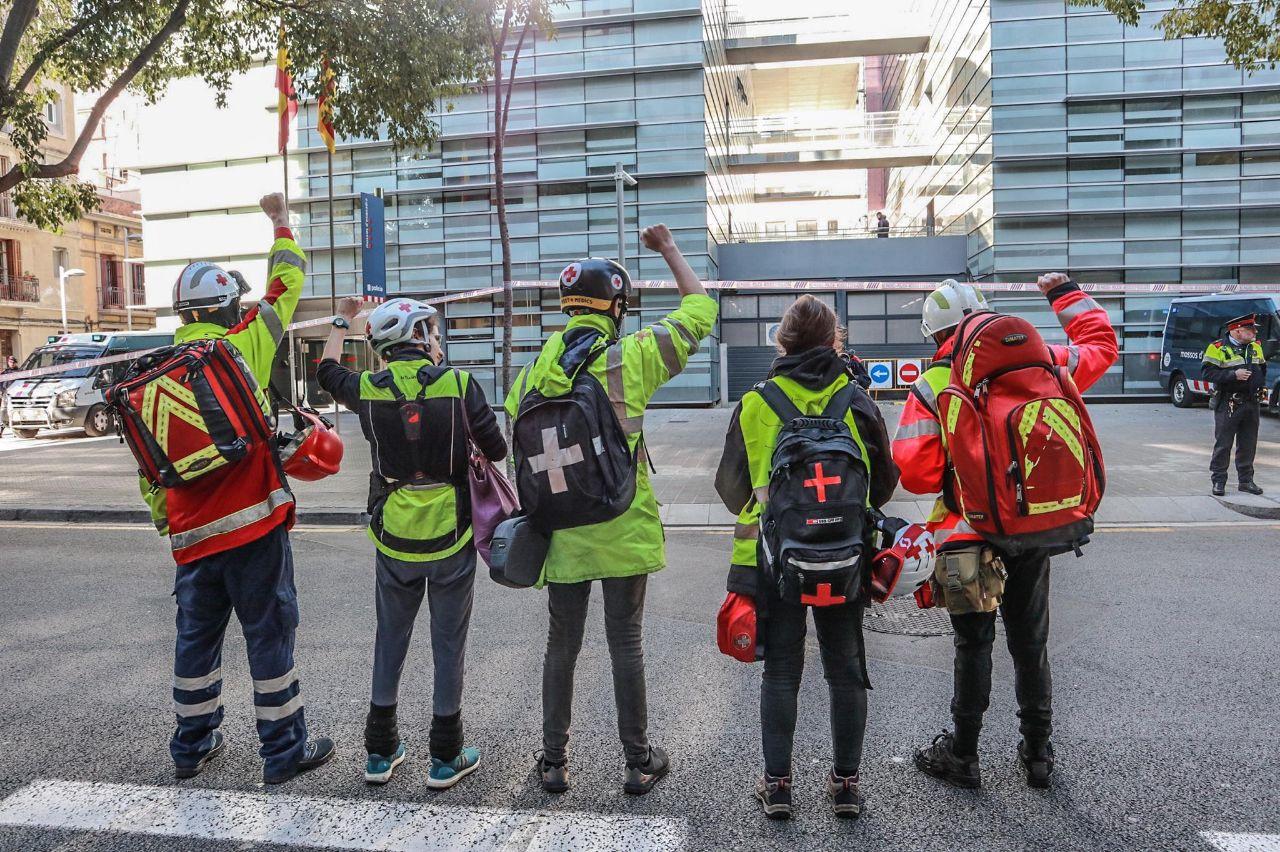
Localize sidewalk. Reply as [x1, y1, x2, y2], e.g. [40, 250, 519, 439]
[1, 403, 1277, 525]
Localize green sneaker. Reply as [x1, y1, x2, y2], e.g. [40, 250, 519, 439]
[427, 746, 481, 790]
[365, 741, 407, 785]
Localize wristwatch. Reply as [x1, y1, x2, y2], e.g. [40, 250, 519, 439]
[331, 316, 350, 330]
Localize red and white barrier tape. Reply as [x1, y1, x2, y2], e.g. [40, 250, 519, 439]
[4, 278, 1268, 382]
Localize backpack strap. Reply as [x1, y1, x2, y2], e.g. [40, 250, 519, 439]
[819, 381, 859, 421]
[755, 380, 804, 423]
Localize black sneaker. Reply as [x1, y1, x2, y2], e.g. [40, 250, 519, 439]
[535, 752, 569, 794]
[264, 736, 336, 785]
[174, 730, 225, 780]
[755, 773, 792, 820]
[1212, 482, 1227, 496]
[914, 731, 981, 789]
[1018, 741, 1055, 789]
[827, 771, 864, 818]
[623, 746, 669, 795]
[1239, 482, 1264, 495]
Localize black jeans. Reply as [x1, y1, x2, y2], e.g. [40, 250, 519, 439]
[542, 575, 650, 765]
[1211, 399, 1260, 486]
[760, 597, 868, 778]
[949, 549, 1052, 757]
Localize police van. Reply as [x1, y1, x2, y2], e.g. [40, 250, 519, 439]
[1160, 293, 1280, 410]
[3, 331, 173, 438]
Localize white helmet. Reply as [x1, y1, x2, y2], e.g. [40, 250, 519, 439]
[890, 523, 937, 597]
[173, 262, 249, 312]
[366, 297, 438, 357]
[920, 279, 989, 339]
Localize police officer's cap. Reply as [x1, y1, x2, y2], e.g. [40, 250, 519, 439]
[1226, 313, 1257, 331]
[559, 258, 632, 315]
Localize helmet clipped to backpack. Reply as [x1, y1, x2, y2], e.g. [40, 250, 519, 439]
[277, 406, 343, 482]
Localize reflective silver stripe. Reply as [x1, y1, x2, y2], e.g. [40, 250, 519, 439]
[174, 696, 222, 718]
[734, 522, 759, 540]
[1065, 345, 1080, 373]
[895, 418, 942, 440]
[934, 518, 979, 545]
[652, 323, 684, 378]
[257, 299, 284, 344]
[753, 486, 770, 503]
[174, 668, 222, 692]
[605, 343, 643, 435]
[169, 488, 293, 552]
[270, 249, 306, 274]
[255, 693, 304, 722]
[1057, 295, 1102, 328]
[791, 555, 861, 572]
[670, 318, 700, 351]
[252, 667, 298, 695]
[912, 375, 939, 415]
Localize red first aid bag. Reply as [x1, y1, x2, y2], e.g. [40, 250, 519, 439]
[717, 592, 761, 663]
[110, 340, 274, 489]
[937, 312, 1105, 555]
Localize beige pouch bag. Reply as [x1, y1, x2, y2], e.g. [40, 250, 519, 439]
[934, 545, 1007, 614]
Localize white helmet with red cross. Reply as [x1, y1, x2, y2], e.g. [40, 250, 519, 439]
[173, 261, 250, 312]
[366, 297, 438, 356]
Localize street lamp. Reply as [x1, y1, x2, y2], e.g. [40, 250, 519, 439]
[613, 161, 637, 267]
[57, 266, 85, 333]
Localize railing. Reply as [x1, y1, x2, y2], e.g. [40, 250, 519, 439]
[730, 224, 933, 242]
[726, 14, 863, 44]
[100, 281, 124, 309]
[730, 113, 933, 156]
[0, 273, 39, 302]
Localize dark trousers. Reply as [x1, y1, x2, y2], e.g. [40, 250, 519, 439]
[171, 524, 308, 777]
[371, 547, 475, 714]
[542, 575, 650, 765]
[760, 598, 868, 778]
[949, 549, 1052, 757]
[1211, 400, 1260, 486]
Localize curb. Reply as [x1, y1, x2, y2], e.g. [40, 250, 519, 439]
[1214, 493, 1280, 520]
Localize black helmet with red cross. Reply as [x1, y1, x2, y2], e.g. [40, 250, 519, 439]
[558, 257, 631, 319]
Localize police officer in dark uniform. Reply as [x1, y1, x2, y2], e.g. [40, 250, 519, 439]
[1202, 314, 1267, 497]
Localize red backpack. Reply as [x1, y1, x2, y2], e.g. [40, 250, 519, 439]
[937, 312, 1105, 555]
[110, 339, 274, 489]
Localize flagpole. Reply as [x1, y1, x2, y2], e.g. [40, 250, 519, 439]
[327, 147, 335, 318]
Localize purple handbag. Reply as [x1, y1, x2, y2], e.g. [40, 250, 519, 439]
[456, 371, 519, 567]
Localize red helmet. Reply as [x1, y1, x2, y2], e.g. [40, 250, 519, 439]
[869, 522, 936, 603]
[717, 592, 760, 663]
[278, 407, 343, 482]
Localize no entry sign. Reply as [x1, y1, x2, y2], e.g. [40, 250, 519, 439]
[897, 359, 922, 386]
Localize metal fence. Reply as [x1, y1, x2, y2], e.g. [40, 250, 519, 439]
[0, 273, 39, 302]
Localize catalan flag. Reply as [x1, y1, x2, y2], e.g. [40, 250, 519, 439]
[318, 58, 336, 154]
[275, 25, 296, 155]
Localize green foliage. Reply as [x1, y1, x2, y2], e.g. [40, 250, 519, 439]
[1078, 0, 1280, 70]
[0, 0, 492, 230]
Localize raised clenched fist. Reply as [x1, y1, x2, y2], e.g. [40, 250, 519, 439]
[641, 224, 676, 254]
[259, 193, 289, 227]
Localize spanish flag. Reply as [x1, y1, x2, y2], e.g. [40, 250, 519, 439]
[275, 25, 296, 155]
[318, 58, 336, 154]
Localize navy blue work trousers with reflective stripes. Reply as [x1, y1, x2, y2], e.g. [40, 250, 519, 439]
[170, 523, 308, 777]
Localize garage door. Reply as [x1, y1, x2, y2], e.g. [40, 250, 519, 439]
[726, 346, 778, 401]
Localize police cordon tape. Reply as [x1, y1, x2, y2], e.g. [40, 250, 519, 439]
[4, 276, 1272, 383]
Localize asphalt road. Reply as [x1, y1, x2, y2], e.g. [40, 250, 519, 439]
[0, 523, 1277, 851]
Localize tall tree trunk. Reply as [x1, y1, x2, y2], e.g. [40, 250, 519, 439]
[492, 38, 514, 468]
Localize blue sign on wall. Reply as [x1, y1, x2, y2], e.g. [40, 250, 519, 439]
[867, 361, 893, 390]
[360, 192, 386, 301]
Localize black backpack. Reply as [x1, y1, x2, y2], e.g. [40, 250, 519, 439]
[512, 337, 637, 532]
[757, 380, 871, 607]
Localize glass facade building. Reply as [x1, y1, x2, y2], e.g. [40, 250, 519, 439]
[282, 0, 746, 403]
[883, 0, 1280, 396]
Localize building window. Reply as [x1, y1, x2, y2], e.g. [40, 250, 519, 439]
[42, 93, 63, 131]
[0, 156, 11, 218]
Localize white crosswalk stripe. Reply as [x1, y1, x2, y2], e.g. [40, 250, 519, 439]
[1202, 833, 1280, 852]
[0, 779, 687, 851]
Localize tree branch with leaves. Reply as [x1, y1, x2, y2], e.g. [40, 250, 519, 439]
[1079, 0, 1280, 70]
[0, 0, 490, 232]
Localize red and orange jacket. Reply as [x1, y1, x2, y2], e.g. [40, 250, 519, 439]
[142, 227, 305, 564]
[892, 282, 1118, 550]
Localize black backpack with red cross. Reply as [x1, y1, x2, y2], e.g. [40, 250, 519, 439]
[756, 380, 872, 607]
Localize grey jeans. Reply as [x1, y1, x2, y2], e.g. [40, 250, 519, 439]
[542, 574, 650, 765]
[371, 546, 475, 717]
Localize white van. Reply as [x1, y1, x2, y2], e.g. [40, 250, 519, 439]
[3, 331, 173, 438]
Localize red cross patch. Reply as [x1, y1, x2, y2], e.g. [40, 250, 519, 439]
[562, 263, 581, 285]
[611, 273, 624, 291]
[398, 302, 412, 313]
[215, 274, 228, 286]
[803, 462, 841, 503]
